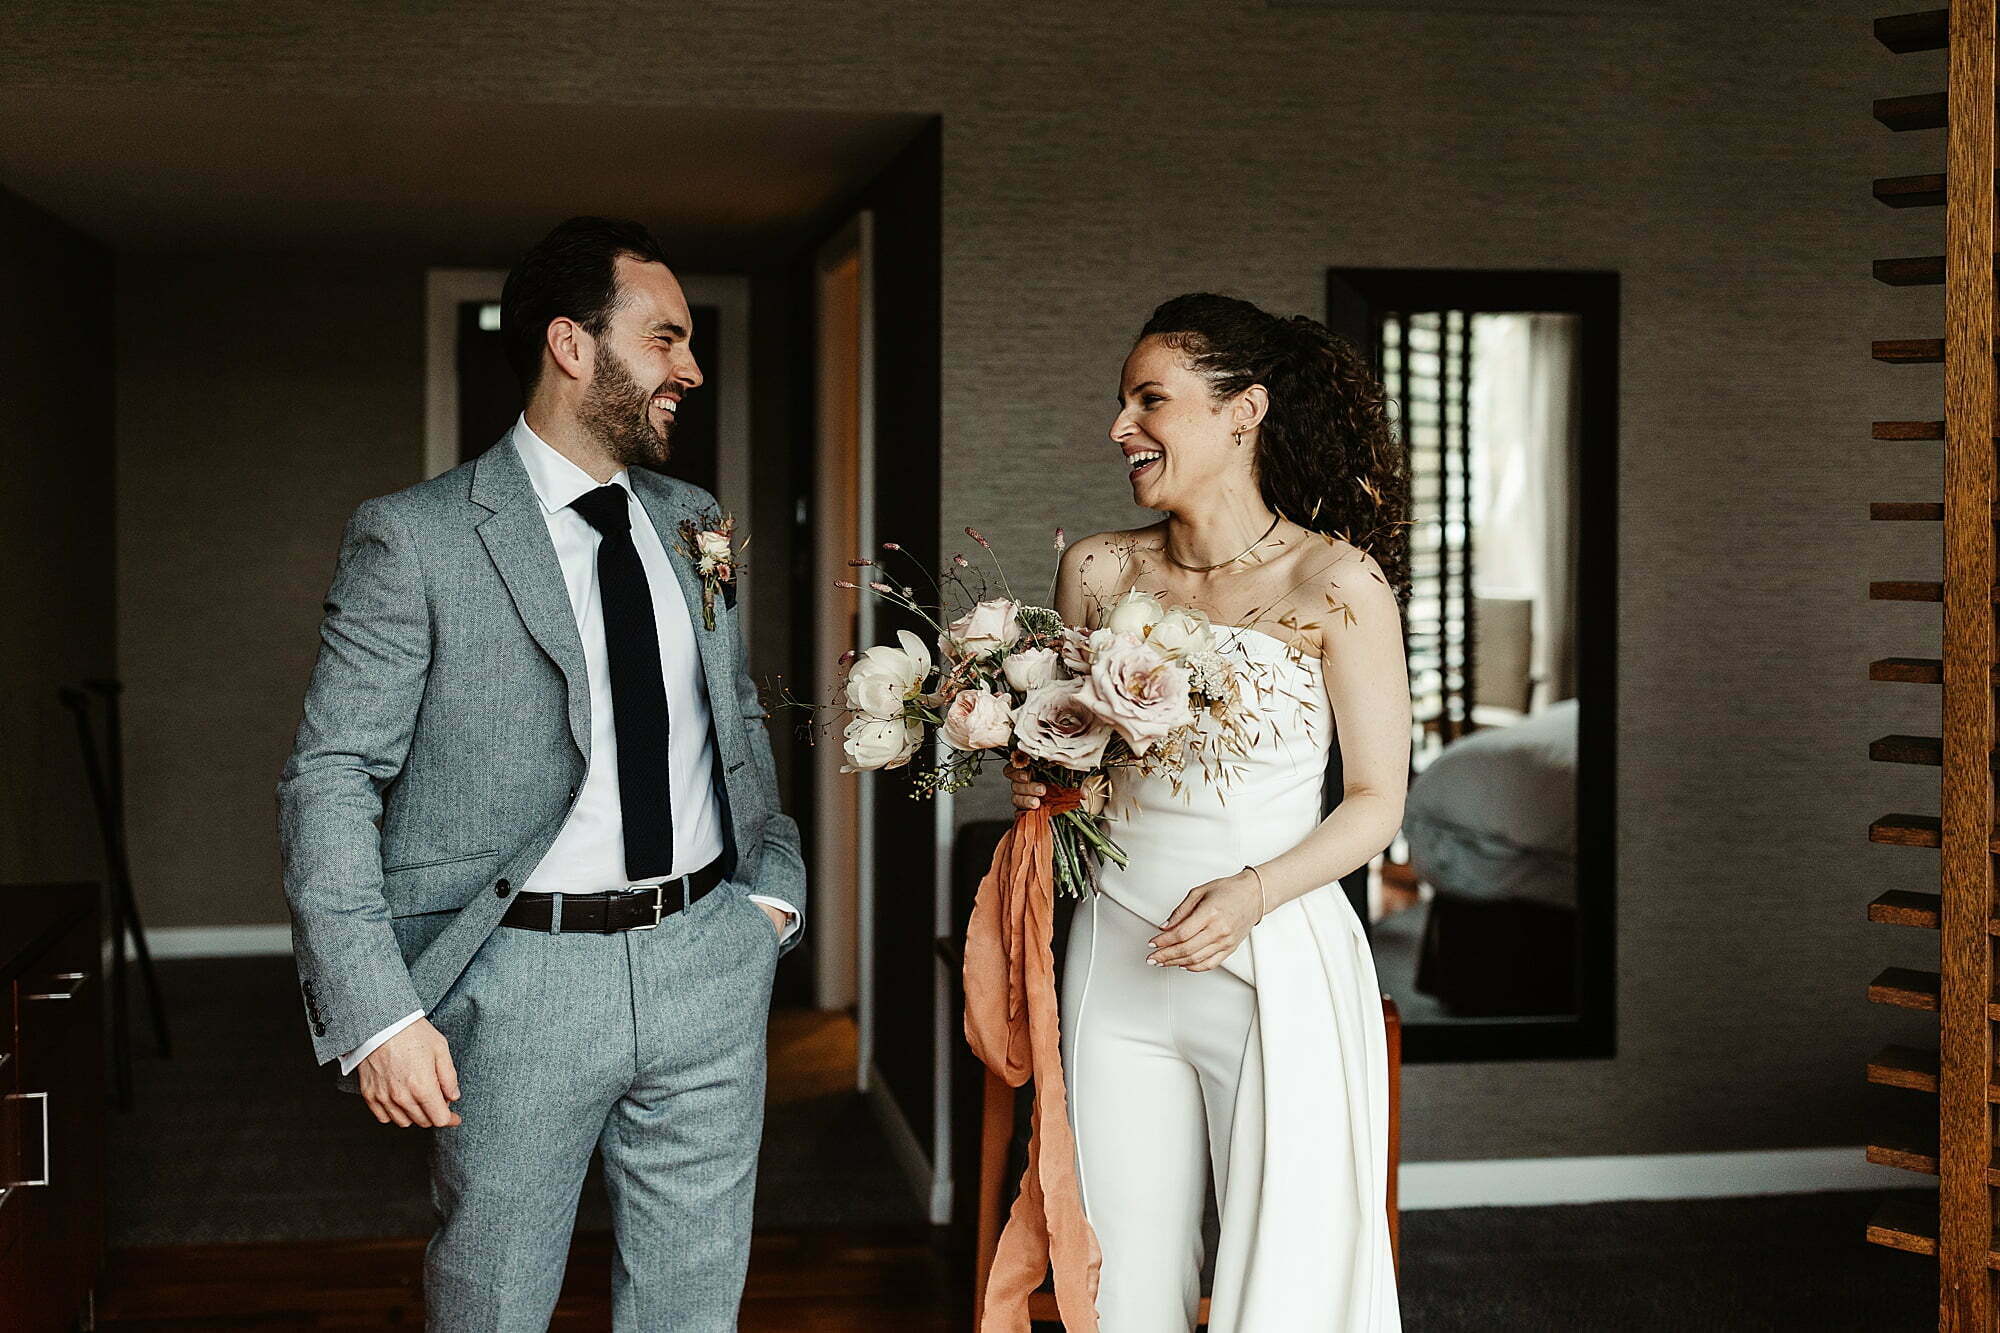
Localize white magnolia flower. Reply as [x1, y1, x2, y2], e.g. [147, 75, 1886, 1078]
[844, 629, 932, 718]
[840, 713, 923, 772]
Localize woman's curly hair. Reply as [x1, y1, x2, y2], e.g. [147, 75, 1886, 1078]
[1138, 292, 1412, 609]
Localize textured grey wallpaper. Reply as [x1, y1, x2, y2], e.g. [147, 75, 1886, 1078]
[0, 186, 115, 888]
[0, 0, 1946, 1160]
[112, 257, 427, 938]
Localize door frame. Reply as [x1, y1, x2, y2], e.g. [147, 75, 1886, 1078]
[812, 212, 879, 1069]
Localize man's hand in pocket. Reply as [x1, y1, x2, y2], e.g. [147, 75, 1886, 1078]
[360, 1017, 462, 1128]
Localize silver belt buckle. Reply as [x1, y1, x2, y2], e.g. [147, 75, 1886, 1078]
[630, 883, 665, 931]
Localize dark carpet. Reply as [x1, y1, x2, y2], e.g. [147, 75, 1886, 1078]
[113, 958, 1940, 1329]
[1391, 1187, 1934, 1331]
[105, 955, 921, 1247]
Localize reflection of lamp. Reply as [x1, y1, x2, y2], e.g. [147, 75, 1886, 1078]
[1472, 593, 1535, 723]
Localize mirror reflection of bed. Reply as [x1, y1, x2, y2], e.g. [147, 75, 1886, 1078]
[1392, 696, 1577, 1021]
[1334, 293, 1596, 1037]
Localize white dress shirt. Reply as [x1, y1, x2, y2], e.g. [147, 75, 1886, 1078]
[340, 416, 798, 1074]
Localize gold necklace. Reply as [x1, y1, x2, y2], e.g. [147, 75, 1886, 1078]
[1163, 514, 1282, 573]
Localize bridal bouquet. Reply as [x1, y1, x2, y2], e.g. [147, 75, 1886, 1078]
[830, 529, 1254, 896]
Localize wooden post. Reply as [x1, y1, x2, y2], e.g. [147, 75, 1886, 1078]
[1941, 1, 1997, 1326]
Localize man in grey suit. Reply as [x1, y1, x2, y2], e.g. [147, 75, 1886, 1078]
[278, 215, 805, 1331]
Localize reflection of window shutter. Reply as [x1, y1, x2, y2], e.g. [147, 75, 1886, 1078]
[1382, 309, 1477, 745]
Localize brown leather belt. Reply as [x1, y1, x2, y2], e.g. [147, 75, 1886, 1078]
[499, 861, 726, 933]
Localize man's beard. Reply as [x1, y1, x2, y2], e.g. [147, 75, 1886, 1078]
[576, 341, 673, 471]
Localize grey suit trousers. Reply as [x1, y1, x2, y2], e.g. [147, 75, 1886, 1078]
[421, 884, 779, 1332]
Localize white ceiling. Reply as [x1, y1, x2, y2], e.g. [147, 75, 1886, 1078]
[0, 89, 928, 267]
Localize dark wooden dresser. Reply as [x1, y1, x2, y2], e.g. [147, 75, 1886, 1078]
[0, 883, 104, 1332]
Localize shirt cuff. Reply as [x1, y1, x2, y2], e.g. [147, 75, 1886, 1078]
[339, 1008, 425, 1076]
[746, 894, 802, 945]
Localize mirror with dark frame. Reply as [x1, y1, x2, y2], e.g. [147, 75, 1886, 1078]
[1324, 267, 1617, 1063]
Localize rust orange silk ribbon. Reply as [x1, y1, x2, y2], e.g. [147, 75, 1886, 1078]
[962, 785, 1103, 1332]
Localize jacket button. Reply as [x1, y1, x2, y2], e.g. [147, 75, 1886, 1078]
[495, 878, 512, 897]
[314, 1022, 327, 1037]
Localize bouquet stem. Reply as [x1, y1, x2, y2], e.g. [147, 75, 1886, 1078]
[1048, 807, 1128, 898]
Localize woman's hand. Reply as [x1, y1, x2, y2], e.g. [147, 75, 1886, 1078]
[1004, 758, 1045, 811]
[1148, 869, 1264, 971]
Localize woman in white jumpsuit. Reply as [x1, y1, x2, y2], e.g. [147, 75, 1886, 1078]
[1015, 290, 1410, 1331]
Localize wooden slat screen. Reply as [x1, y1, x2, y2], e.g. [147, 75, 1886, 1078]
[1865, 6, 2000, 1326]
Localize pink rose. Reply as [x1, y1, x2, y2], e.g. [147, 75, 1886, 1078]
[1057, 625, 1101, 676]
[1075, 632, 1192, 756]
[939, 686, 1016, 752]
[941, 598, 1023, 659]
[1001, 646, 1062, 693]
[1012, 680, 1114, 771]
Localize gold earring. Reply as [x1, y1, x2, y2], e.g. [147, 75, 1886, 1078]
[1234, 429, 1244, 446]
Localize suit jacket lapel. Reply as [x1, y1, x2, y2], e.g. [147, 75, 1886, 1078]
[469, 436, 592, 760]
[629, 471, 749, 776]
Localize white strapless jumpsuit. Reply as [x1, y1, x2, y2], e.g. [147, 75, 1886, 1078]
[1059, 626, 1403, 1332]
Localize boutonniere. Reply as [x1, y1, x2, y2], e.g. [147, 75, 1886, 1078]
[678, 510, 745, 631]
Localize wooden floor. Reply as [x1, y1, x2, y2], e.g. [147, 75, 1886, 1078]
[765, 1007, 863, 1102]
[96, 1009, 963, 1329]
[96, 1228, 958, 1330]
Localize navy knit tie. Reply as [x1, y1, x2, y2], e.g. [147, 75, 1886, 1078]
[569, 483, 674, 880]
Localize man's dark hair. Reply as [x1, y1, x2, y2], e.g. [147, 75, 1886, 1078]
[501, 216, 672, 397]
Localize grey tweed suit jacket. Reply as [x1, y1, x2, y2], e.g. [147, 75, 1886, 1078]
[277, 433, 805, 1084]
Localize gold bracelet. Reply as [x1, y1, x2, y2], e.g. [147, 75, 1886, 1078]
[1245, 862, 1267, 920]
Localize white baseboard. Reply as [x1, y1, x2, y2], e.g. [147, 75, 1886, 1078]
[141, 924, 293, 959]
[1398, 1145, 1899, 1210]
